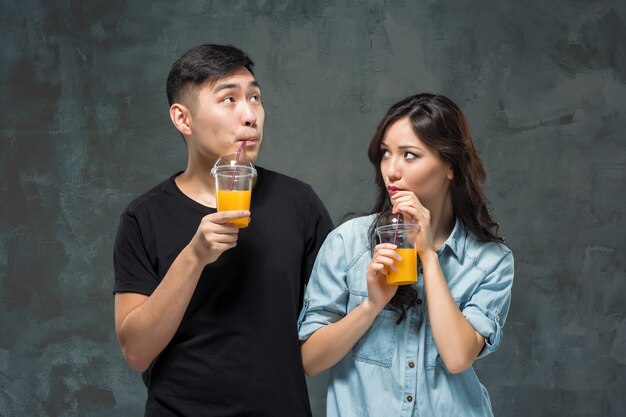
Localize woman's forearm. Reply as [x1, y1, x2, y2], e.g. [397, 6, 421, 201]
[421, 250, 484, 374]
[301, 300, 381, 376]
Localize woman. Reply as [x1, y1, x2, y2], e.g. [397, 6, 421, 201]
[298, 93, 514, 416]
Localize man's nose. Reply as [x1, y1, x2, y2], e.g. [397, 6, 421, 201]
[242, 102, 257, 127]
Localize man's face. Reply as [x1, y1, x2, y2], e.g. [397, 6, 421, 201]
[186, 67, 264, 163]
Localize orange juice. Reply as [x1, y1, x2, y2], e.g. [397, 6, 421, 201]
[217, 190, 252, 228]
[387, 248, 418, 285]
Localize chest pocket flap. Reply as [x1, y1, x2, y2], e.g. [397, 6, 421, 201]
[348, 290, 400, 368]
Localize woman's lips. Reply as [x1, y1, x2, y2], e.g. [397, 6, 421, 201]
[387, 186, 400, 195]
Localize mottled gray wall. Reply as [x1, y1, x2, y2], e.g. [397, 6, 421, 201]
[1, 0, 624, 416]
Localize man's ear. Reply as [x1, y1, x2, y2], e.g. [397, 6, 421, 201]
[170, 103, 192, 136]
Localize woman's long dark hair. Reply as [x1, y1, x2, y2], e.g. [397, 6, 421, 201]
[367, 93, 503, 323]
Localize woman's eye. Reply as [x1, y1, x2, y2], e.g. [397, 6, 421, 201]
[405, 152, 417, 160]
[223, 97, 234, 104]
[381, 149, 390, 157]
[250, 95, 261, 102]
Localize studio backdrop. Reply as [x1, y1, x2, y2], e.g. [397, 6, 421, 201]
[1, 1, 625, 416]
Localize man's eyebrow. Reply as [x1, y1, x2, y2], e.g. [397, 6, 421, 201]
[213, 81, 260, 94]
[213, 83, 239, 93]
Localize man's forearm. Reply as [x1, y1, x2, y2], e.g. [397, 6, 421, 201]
[116, 245, 204, 371]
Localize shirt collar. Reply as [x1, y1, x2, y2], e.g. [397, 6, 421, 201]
[436, 217, 466, 261]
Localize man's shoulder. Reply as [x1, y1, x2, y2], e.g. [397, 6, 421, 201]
[257, 166, 315, 195]
[123, 175, 176, 216]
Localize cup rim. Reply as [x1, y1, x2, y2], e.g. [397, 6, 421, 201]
[375, 223, 419, 233]
[211, 164, 257, 177]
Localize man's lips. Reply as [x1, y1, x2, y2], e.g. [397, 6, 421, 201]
[237, 138, 259, 145]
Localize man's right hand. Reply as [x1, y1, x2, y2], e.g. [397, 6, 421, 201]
[115, 210, 250, 371]
[189, 210, 250, 265]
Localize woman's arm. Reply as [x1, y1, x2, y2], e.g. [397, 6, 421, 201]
[420, 250, 485, 374]
[300, 243, 401, 376]
[391, 191, 484, 374]
[301, 300, 380, 376]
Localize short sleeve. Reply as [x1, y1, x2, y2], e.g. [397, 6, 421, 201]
[462, 250, 514, 359]
[113, 211, 159, 295]
[300, 186, 334, 286]
[297, 229, 350, 341]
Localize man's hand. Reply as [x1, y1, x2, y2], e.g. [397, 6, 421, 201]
[189, 210, 250, 264]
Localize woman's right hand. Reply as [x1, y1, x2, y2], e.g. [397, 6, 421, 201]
[365, 243, 401, 312]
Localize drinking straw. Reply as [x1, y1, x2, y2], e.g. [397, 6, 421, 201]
[391, 213, 401, 245]
[229, 140, 247, 191]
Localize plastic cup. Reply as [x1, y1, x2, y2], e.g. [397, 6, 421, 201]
[375, 223, 419, 285]
[211, 154, 257, 228]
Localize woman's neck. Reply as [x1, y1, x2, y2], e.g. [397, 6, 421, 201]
[426, 193, 455, 250]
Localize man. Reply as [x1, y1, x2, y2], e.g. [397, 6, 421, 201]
[114, 44, 333, 416]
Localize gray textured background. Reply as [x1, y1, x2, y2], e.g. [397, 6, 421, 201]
[1, 0, 625, 416]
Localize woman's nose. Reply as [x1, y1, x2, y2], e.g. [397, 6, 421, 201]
[386, 158, 401, 181]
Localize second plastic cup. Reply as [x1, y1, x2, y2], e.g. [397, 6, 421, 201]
[375, 223, 419, 285]
[211, 156, 257, 228]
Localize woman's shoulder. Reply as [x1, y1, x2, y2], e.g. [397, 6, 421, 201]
[331, 214, 376, 239]
[464, 230, 513, 274]
[319, 214, 374, 268]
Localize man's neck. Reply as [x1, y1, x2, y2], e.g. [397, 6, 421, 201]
[175, 161, 218, 208]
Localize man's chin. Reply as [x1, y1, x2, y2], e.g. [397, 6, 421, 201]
[236, 149, 259, 164]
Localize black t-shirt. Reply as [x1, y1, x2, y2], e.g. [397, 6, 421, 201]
[113, 167, 333, 417]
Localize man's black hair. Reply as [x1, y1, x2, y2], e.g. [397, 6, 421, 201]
[166, 44, 255, 107]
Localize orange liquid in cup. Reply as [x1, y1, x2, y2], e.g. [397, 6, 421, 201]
[387, 248, 418, 285]
[217, 190, 252, 228]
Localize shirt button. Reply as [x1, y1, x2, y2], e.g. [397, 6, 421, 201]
[407, 395, 413, 402]
[408, 361, 415, 368]
[416, 299, 423, 305]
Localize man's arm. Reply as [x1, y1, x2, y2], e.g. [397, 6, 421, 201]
[114, 210, 248, 371]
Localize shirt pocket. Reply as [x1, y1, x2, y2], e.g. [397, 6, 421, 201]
[424, 296, 468, 370]
[424, 322, 441, 370]
[348, 290, 400, 368]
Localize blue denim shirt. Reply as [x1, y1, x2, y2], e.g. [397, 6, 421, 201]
[298, 215, 514, 417]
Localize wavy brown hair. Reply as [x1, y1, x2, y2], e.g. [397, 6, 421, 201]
[367, 93, 503, 323]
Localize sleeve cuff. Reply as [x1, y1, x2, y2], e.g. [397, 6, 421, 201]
[297, 303, 345, 341]
[463, 308, 502, 359]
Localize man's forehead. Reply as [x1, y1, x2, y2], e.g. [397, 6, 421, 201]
[208, 68, 259, 92]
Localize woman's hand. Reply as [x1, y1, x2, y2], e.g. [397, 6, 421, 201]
[391, 191, 435, 256]
[365, 243, 401, 312]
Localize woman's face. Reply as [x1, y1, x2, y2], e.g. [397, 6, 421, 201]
[379, 117, 453, 206]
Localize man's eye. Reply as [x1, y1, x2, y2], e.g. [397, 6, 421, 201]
[250, 95, 261, 102]
[223, 97, 234, 104]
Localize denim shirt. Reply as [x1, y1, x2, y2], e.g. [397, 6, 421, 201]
[298, 215, 514, 417]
